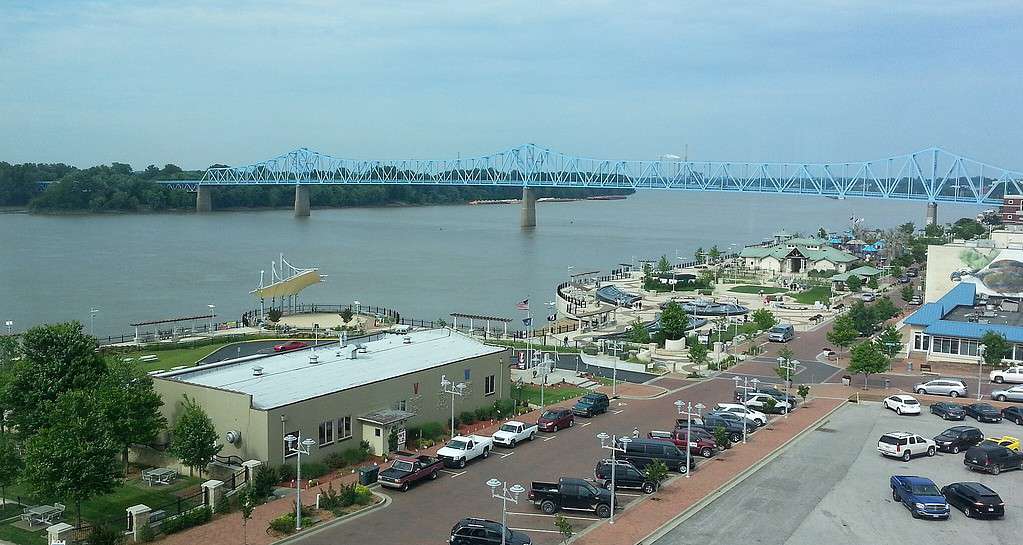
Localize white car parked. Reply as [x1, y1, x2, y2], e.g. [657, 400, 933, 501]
[883, 394, 922, 415]
[713, 403, 768, 426]
[990, 366, 1023, 384]
[490, 420, 538, 447]
[877, 431, 936, 461]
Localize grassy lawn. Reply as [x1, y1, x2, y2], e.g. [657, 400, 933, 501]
[0, 524, 46, 545]
[792, 286, 832, 304]
[515, 384, 588, 406]
[728, 285, 788, 294]
[114, 339, 262, 372]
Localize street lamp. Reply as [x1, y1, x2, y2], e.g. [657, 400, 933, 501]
[3, 320, 12, 335]
[486, 479, 525, 545]
[284, 434, 316, 531]
[731, 377, 759, 444]
[776, 356, 797, 418]
[977, 345, 985, 400]
[673, 400, 704, 478]
[441, 375, 467, 438]
[89, 308, 100, 336]
[596, 433, 629, 524]
[353, 300, 361, 315]
[207, 304, 216, 333]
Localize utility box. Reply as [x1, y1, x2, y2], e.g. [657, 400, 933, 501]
[358, 465, 379, 486]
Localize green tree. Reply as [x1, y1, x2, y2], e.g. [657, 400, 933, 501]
[628, 319, 651, 344]
[797, 384, 810, 404]
[924, 223, 944, 238]
[847, 341, 889, 389]
[890, 264, 903, 278]
[642, 262, 655, 290]
[872, 297, 899, 321]
[694, 247, 705, 264]
[688, 341, 709, 366]
[818, 227, 828, 238]
[950, 218, 986, 240]
[980, 331, 1010, 366]
[657, 254, 671, 274]
[877, 325, 902, 360]
[643, 459, 669, 489]
[866, 276, 879, 290]
[339, 307, 354, 323]
[898, 222, 915, 236]
[826, 315, 858, 357]
[659, 302, 689, 341]
[712, 425, 732, 449]
[775, 347, 795, 382]
[169, 395, 222, 477]
[266, 308, 283, 322]
[85, 524, 125, 545]
[707, 245, 721, 262]
[240, 485, 256, 545]
[847, 300, 876, 336]
[845, 274, 863, 292]
[99, 359, 167, 474]
[750, 308, 777, 331]
[22, 390, 121, 525]
[900, 285, 915, 302]
[0, 335, 21, 434]
[554, 514, 574, 544]
[4, 322, 107, 438]
[910, 242, 927, 263]
[0, 433, 22, 506]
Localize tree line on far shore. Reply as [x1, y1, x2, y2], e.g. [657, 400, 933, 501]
[0, 161, 632, 212]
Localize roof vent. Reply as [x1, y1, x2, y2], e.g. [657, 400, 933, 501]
[252, 366, 263, 376]
[357, 344, 368, 353]
[403, 336, 412, 344]
[309, 353, 319, 365]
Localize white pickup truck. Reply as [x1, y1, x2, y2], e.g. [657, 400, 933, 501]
[491, 420, 538, 448]
[437, 434, 493, 468]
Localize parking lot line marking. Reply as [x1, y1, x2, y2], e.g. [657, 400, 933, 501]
[508, 512, 599, 521]
[509, 527, 562, 534]
[498, 452, 515, 458]
[542, 435, 557, 441]
[580, 422, 592, 427]
[440, 470, 466, 477]
[616, 492, 642, 497]
[612, 410, 625, 414]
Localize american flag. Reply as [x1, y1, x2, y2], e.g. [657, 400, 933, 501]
[516, 299, 529, 311]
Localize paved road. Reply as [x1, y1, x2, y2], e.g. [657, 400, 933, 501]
[197, 339, 337, 364]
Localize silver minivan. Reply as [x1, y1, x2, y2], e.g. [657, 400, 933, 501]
[767, 324, 794, 343]
[913, 379, 967, 398]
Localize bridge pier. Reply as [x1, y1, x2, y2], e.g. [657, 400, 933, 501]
[294, 185, 310, 217]
[520, 187, 536, 228]
[196, 186, 212, 213]
[926, 202, 937, 226]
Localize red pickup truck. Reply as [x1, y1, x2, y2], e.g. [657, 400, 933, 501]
[648, 429, 717, 458]
[378, 455, 444, 491]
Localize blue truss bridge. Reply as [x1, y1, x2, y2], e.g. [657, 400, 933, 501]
[89, 144, 1023, 224]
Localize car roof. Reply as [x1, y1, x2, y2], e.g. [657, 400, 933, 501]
[502, 420, 524, 426]
[882, 431, 918, 438]
[716, 403, 744, 409]
[892, 394, 916, 400]
[957, 482, 997, 495]
[896, 475, 934, 485]
[969, 403, 995, 408]
[947, 425, 977, 432]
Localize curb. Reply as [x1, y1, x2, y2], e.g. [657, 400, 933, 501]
[272, 490, 391, 545]
[633, 398, 848, 545]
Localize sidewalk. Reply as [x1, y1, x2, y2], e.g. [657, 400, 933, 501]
[574, 396, 845, 545]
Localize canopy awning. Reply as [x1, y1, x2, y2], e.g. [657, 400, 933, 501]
[250, 269, 322, 299]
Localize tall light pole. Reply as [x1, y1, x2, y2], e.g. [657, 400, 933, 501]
[776, 356, 798, 419]
[4, 320, 12, 335]
[283, 434, 316, 531]
[353, 300, 361, 316]
[674, 400, 704, 478]
[977, 345, 985, 401]
[89, 308, 99, 336]
[596, 433, 629, 524]
[486, 479, 525, 545]
[441, 375, 467, 438]
[207, 304, 216, 333]
[731, 377, 758, 444]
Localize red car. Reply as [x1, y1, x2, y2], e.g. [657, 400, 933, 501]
[537, 408, 574, 432]
[648, 429, 717, 458]
[273, 341, 308, 352]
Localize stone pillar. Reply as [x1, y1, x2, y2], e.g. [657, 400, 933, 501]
[126, 504, 151, 542]
[294, 184, 311, 217]
[520, 186, 536, 228]
[241, 460, 262, 483]
[201, 480, 225, 510]
[47, 523, 75, 544]
[713, 341, 723, 362]
[925, 202, 937, 226]
[196, 186, 212, 213]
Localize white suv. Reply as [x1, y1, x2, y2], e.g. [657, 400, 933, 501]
[990, 366, 1023, 384]
[877, 432, 936, 461]
[883, 394, 922, 415]
[714, 403, 768, 426]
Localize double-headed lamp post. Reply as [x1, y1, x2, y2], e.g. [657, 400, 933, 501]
[283, 434, 316, 531]
[977, 345, 985, 401]
[597, 432, 629, 524]
[486, 479, 525, 545]
[4, 320, 12, 335]
[731, 377, 759, 444]
[441, 375, 467, 438]
[673, 400, 704, 478]
[207, 304, 216, 333]
[776, 356, 798, 419]
[89, 308, 99, 336]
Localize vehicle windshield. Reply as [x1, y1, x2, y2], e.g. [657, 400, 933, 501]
[975, 404, 994, 410]
[903, 399, 919, 405]
[577, 399, 594, 406]
[911, 484, 941, 496]
[499, 424, 518, 433]
[392, 461, 414, 472]
[540, 411, 559, 419]
[445, 440, 468, 450]
[769, 326, 788, 334]
[879, 436, 902, 445]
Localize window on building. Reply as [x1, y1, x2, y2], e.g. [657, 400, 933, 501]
[484, 374, 496, 396]
[393, 399, 407, 411]
[337, 416, 352, 441]
[913, 333, 931, 351]
[960, 339, 979, 357]
[318, 420, 335, 446]
[464, 368, 471, 381]
[283, 430, 299, 458]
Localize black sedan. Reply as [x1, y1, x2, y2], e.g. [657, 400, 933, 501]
[941, 482, 1004, 519]
[930, 402, 966, 420]
[965, 403, 1002, 423]
[1004, 406, 1023, 426]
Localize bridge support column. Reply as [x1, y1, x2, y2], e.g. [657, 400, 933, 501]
[294, 184, 310, 217]
[520, 187, 536, 228]
[196, 186, 212, 213]
[925, 202, 937, 226]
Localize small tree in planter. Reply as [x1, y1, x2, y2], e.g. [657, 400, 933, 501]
[797, 384, 811, 405]
[555, 514, 574, 543]
[713, 425, 732, 450]
[763, 396, 778, 415]
[643, 459, 669, 491]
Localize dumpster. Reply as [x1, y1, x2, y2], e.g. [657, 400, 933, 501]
[358, 465, 379, 486]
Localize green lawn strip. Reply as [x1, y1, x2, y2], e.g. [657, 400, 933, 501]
[792, 286, 832, 305]
[0, 524, 46, 545]
[727, 285, 788, 294]
[516, 385, 588, 406]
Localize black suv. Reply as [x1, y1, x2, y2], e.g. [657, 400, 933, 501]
[572, 393, 610, 417]
[1003, 406, 1023, 426]
[619, 438, 696, 474]
[964, 403, 1002, 423]
[677, 414, 753, 444]
[941, 482, 1005, 519]
[933, 426, 984, 454]
[594, 459, 658, 494]
[964, 444, 1023, 475]
[450, 518, 531, 545]
[929, 402, 966, 421]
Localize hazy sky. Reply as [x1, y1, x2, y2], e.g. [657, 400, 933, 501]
[2, 1, 1021, 170]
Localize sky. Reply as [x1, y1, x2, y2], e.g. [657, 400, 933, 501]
[1, 0, 1022, 170]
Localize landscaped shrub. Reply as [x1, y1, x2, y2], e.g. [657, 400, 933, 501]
[268, 512, 313, 534]
[277, 463, 296, 483]
[161, 507, 212, 534]
[340, 442, 372, 466]
[493, 399, 516, 418]
[136, 523, 156, 543]
[459, 411, 477, 425]
[474, 406, 493, 422]
[301, 462, 328, 479]
[412, 421, 445, 441]
[214, 492, 230, 514]
[252, 465, 277, 500]
[325, 452, 347, 469]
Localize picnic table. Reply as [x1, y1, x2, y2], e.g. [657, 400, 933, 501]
[142, 467, 177, 486]
[22, 504, 63, 526]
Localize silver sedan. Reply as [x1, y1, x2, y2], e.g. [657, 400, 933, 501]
[991, 384, 1023, 403]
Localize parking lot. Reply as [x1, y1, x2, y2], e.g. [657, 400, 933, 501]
[655, 401, 1022, 545]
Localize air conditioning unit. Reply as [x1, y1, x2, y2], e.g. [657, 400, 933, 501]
[252, 366, 263, 376]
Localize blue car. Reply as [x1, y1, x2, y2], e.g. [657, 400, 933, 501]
[890, 475, 949, 519]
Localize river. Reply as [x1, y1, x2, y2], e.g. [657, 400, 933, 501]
[0, 192, 982, 338]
